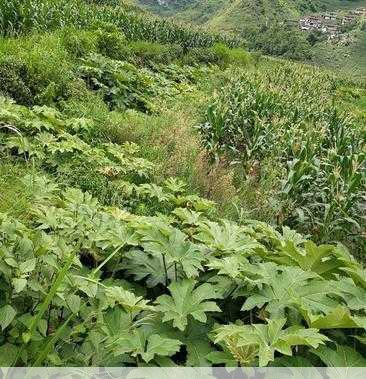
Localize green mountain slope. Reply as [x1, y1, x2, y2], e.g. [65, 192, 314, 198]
[177, 0, 323, 32]
[138, 0, 366, 76]
[138, 0, 366, 29]
[137, 0, 327, 30]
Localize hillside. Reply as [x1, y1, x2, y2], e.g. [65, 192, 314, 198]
[138, 0, 366, 76]
[138, 0, 366, 26]
[0, 0, 365, 370]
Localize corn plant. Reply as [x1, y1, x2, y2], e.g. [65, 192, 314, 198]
[0, 0, 243, 50]
[198, 62, 366, 254]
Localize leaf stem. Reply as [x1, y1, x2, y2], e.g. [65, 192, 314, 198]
[162, 253, 168, 287]
[92, 244, 124, 277]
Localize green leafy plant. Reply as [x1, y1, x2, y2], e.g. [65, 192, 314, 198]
[214, 318, 328, 367]
[156, 279, 221, 331]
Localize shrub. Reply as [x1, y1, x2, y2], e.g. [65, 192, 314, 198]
[61, 29, 97, 58]
[0, 58, 33, 105]
[128, 41, 183, 65]
[95, 28, 128, 60]
[0, 33, 75, 105]
[182, 47, 221, 65]
[210, 43, 252, 67]
[77, 53, 155, 113]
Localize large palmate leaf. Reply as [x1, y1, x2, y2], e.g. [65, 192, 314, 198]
[194, 220, 261, 256]
[111, 328, 182, 363]
[182, 321, 214, 367]
[332, 278, 366, 312]
[241, 265, 337, 318]
[305, 306, 366, 330]
[92, 213, 138, 250]
[311, 345, 366, 367]
[155, 279, 221, 331]
[140, 226, 205, 278]
[142, 313, 214, 366]
[123, 249, 177, 287]
[172, 208, 206, 226]
[267, 240, 365, 281]
[214, 318, 328, 367]
[206, 256, 250, 279]
[241, 263, 366, 326]
[104, 286, 154, 313]
[274, 241, 341, 273]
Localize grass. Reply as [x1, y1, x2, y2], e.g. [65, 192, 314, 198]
[0, 160, 34, 219]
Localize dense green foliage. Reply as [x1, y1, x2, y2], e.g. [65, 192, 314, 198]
[0, 0, 242, 50]
[1, 98, 366, 367]
[0, 0, 365, 369]
[198, 62, 366, 252]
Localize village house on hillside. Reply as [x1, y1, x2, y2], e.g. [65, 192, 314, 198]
[297, 8, 366, 40]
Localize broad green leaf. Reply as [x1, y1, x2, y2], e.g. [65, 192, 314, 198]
[66, 294, 81, 314]
[306, 306, 366, 330]
[186, 340, 213, 367]
[194, 220, 260, 256]
[105, 286, 154, 313]
[274, 241, 365, 281]
[124, 249, 176, 287]
[214, 318, 328, 367]
[0, 305, 16, 330]
[241, 265, 332, 318]
[141, 227, 205, 278]
[12, 278, 27, 293]
[182, 321, 213, 367]
[0, 343, 18, 366]
[104, 306, 133, 336]
[332, 278, 366, 312]
[156, 279, 221, 331]
[19, 258, 36, 274]
[72, 275, 98, 298]
[172, 208, 205, 226]
[93, 216, 137, 250]
[164, 178, 187, 194]
[311, 345, 366, 367]
[146, 334, 181, 363]
[270, 355, 314, 367]
[154, 356, 178, 367]
[206, 256, 249, 279]
[113, 329, 181, 363]
[206, 351, 237, 367]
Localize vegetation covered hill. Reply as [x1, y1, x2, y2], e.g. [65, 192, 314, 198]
[138, 0, 366, 76]
[139, 0, 366, 28]
[138, 0, 324, 20]
[0, 0, 365, 369]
